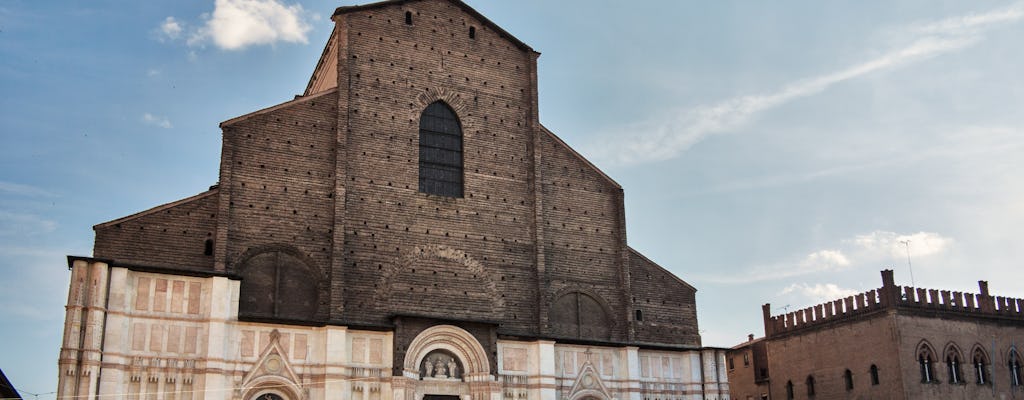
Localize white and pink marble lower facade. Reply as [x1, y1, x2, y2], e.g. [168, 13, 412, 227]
[58, 260, 729, 400]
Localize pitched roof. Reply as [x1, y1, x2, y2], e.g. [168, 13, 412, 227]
[332, 0, 535, 53]
[628, 247, 697, 292]
[93, 188, 219, 229]
[0, 368, 21, 400]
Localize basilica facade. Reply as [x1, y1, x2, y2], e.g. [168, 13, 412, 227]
[57, 1, 729, 400]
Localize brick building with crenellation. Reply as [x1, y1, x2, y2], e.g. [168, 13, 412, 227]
[728, 269, 1024, 400]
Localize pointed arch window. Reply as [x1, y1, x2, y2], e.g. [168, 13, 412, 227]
[973, 347, 989, 385]
[870, 364, 880, 385]
[918, 344, 936, 383]
[785, 380, 794, 400]
[946, 345, 964, 384]
[418, 101, 463, 197]
[806, 375, 816, 397]
[1010, 349, 1022, 387]
[844, 369, 854, 390]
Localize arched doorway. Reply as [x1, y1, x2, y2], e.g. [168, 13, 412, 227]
[398, 325, 499, 400]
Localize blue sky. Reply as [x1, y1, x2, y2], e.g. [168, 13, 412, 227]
[3, 0, 1024, 394]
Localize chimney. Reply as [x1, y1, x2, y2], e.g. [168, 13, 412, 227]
[748, 334, 755, 342]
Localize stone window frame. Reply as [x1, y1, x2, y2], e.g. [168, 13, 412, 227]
[944, 343, 965, 385]
[971, 345, 990, 385]
[1009, 348, 1023, 387]
[917, 341, 937, 383]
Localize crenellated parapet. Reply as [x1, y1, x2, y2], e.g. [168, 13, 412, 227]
[762, 286, 887, 337]
[763, 270, 1024, 337]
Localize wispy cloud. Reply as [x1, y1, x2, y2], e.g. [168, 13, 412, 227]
[849, 231, 953, 259]
[0, 211, 57, 236]
[142, 112, 173, 129]
[187, 0, 312, 50]
[706, 231, 953, 284]
[587, 2, 1024, 166]
[711, 249, 852, 284]
[0, 181, 54, 197]
[781, 282, 860, 305]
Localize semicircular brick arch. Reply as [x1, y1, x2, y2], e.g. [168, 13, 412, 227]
[403, 325, 491, 382]
[375, 244, 504, 315]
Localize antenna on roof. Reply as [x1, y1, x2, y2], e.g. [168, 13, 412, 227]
[900, 240, 915, 287]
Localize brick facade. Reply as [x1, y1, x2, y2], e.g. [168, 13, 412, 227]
[89, 0, 698, 349]
[61, 1, 729, 400]
[728, 270, 1024, 400]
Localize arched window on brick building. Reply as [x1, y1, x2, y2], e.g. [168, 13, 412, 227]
[945, 344, 964, 384]
[844, 369, 854, 390]
[418, 101, 463, 198]
[972, 346, 989, 385]
[870, 364, 880, 385]
[918, 342, 936, 383]
[785, 380, 793, 400]
[1010, 349, 1023, 387]
[806, 375, 816, 397]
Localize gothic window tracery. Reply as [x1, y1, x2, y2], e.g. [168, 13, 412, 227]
[972, 347, 989, 385]
[946, 345, 964, 384]
[918, 342, 936, 383]
[1010, 349, 1022, 387]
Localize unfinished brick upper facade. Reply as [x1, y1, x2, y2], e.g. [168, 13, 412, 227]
[91, 0, 698, 348]
[61, 2, 728, 400]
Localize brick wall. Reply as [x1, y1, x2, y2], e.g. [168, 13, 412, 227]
[91, 0, 702, 347]
[765, 313, 903, 400]
[94, 191, 218, 270]
[218, 90, 339, 321]
[896, 314, 1024, 400]
[629, 249, 700, 346]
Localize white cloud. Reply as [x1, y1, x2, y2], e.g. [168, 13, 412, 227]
[801, 250, 851, 270]
[709, 249, 851, 284]
[158, 16, 183, 41]
[0, 211, 57, 236]
[781, 283, 859, 304]
[908, 3, 1024, 36]
[0, 181, 54, 197]
[850, 231, 954, 259]
[189, 0, 311, 50]
[142, 113, 173, 129]
[706, 230, 953, 284]
[588, 2, 1024, 165]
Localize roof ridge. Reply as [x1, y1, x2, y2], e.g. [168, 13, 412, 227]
[332, 0, 536, 53]
[93, 188, 218, 229]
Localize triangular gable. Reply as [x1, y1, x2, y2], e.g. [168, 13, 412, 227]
[303, 26, 339, 96]
[567, 352, 613, 400]
[629, 247, 697, 292]
[332, 0, 536, 53]
[241, 329, 304, 399]
[93, 189, 218, 230]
